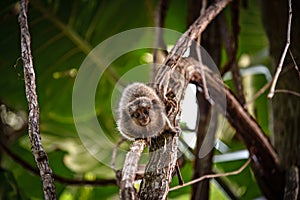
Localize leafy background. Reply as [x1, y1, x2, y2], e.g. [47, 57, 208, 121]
[0, 0, 272, 199]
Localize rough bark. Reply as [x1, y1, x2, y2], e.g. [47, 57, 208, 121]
[260, 0, 300, 198]
[120, 140, 147, 199]
[139, 133, 178, 199]
[183, 56, 283, 199]
[138, 1, 232, 199]
[120, 0, 285, 199]
[19, 0, 57, 199]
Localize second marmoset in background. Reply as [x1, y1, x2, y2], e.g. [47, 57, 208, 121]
[117, 82, 169, 140]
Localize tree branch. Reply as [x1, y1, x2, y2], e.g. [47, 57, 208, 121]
[182, 57, 284, 199]
[160, 0, 232, 70]
[0, 140, 116, 186]
[121, 1, 285, 199]
[19, 1, 56, 199]
[268, 0, 292, 98]
[139, 133, 178, 199]
[120, 139, 147, 199]
[170, 158, 251, 191]
[138, 1, 232, 199]
[289, 49, 300, 78]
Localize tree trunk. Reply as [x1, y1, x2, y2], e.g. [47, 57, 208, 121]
[260, 0, 300, 198]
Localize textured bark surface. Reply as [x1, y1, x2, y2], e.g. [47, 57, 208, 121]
[139, 133, 178, 199]
[261, 0, 300, 199]
[184, 56, 284, 199]
[125, 1, 232, 199]
[224, 85, 284, 199]
[141, 55, 284, 199]
[120, 140, 147, 200]
[19, 0, 57, 199]
[120, 1, 286, 199]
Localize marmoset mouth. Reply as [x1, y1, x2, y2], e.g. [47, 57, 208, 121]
[136, 118, 151, 126]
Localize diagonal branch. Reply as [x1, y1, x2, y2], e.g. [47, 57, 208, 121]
[138, 0, 232, 199]
[289, 49, 300, 78]
[160, 0, 232, 70]
[181, 57, 284, 199]
[0, 140, 116, 186]
[19, 0, 57, 199]
[170, 158, 251, 191]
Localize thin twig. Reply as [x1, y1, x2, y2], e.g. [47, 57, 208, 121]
[176, 57, 283, 199]
[289, 49, 300, 78]
[169, 158, 251, 191]
[268, 0, 292, 98]
[200, 0, 207, 16]
[275, 89, 300, 98]
[175, 162, 184, 185]
[196, 38, 211, 101]
[247, 81, 272, 105]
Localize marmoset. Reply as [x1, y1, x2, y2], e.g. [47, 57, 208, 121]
[117, 82, 172, 140]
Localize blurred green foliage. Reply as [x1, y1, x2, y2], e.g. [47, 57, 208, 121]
[0, 0, 271, 199]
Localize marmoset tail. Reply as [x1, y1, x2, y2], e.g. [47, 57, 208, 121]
[117, 82, 168, 140]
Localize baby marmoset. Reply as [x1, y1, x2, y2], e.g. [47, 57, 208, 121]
[117, 82, 170, 140]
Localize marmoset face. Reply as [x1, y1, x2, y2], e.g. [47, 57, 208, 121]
[128, 98, 152, 127]
[117, 82, 168, 140]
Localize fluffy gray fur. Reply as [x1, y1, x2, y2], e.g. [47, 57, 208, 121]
[117, 82, 167, 140]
